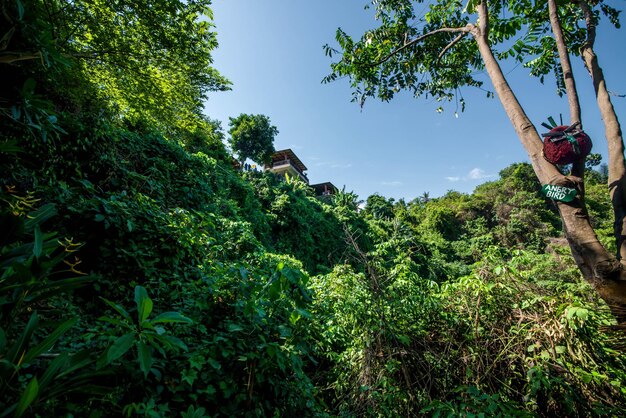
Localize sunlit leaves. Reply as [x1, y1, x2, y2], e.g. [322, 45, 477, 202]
[325, 0, 621, 109]
[228, 114, 277, 165]
[2, 0, 230, 134]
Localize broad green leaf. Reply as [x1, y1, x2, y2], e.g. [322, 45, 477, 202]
[137, 341, 152, 378]
[0, 140, 22, 154]
[97, 316, 127, 327]
[24, 203, 56, 232]
[15, 377, 38, 417]
[150, 311, 192, 324]
[207, 358, 221, 370]
[226, 323, 243, 332]
[7, 312, 38, 364]
[101, 298, 131, 322]
[16, 0, 25, 21]
[33, 225, 42, 259]
[152, 334, 188, 352]
[38, 353, 70, 391]
[24, 318, 77, 363]
[135, 286, 153, 324]
[105, 333, 135, 364]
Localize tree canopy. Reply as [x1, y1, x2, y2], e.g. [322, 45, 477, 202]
[0, 0, 230, 135]
[228, 113, 278, 165]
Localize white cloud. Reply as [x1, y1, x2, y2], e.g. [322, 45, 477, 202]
[468, 167, 490, 180]
[445, 167, 495, 182]
[380, 181, 403, 187]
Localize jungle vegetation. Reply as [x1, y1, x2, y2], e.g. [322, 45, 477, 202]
[1, 0, 625, 416]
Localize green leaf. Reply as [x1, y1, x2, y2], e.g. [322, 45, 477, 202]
[152, 334, 188, 352]
[150, 311, 192, 324]
[98, 316, 127, 327]
[134, 286, 153, 324]
[101, 298, 131, 322]
[15, 0, 25, 21]
[105, 333, 135, 364]
[463, 0, 480, 13]
[33, 225, 42, 260]
[15, 377, 38, 417]
[207, 358, 221, 370]
[38, 353, 70, 391]
[7, 312, 38, 364]
[24, 318, 77, 363]
[0, 140, 22, 154]
[137, 341, 152, 378]
[24, 203, 57, 232]
[226, 323, 243, 332]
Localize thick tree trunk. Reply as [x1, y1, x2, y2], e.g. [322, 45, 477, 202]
[472, 1, 626, 321]
[579, 1, 626, 267]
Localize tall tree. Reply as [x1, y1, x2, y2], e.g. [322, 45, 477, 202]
[228, 114, 278, 166]
[577, 1, 626, 272]
[324, 0, 626, 321]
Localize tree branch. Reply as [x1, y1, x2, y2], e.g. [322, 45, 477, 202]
[437, 32, 468, 62]
[579, 0, 596, 73]
[548, 0, 584, 179]
[373, 26, 471, 67]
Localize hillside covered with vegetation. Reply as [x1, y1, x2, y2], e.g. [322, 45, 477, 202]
[1, 1, 626, 417]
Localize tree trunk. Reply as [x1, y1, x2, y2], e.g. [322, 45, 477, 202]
[472, 1, 626, 321]
[579, 1, 626, 268]
[547, 0, 585, 179]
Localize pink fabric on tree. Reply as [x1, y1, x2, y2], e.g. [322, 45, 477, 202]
[543, 125, 592, 165]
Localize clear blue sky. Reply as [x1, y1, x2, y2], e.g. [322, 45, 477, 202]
[203, 0, 626, 202]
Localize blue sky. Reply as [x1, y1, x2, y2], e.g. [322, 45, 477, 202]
[203, 0, 626, 202]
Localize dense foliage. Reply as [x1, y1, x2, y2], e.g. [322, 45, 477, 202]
[228, 114, 278, 166]
[2, 1, 625, 417]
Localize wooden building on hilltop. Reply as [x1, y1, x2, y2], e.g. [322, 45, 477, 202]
[311, 182, 338, 197]
[265, 149, 309, 184]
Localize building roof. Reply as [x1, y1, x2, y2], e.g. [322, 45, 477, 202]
[269, 149, 307, 172]
[311, 182, 338, 195]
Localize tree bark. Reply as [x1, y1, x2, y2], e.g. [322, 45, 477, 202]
[547, 0, 585, 179]
[547, 0, 591, 273]
[472, 1, 626, 321]
[579, 1, 626, 267]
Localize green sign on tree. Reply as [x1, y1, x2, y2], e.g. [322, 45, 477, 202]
[541, 184, 577, 202]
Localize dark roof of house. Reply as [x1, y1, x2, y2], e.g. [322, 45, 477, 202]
[310, 182, 338, 194]
[269, 149, 307, 172]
